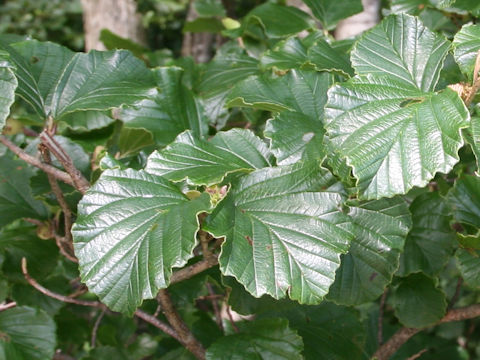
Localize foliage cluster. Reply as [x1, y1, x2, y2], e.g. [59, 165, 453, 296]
[3, 0, 480, 359]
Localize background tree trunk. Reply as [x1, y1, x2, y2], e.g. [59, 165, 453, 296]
[335, 0, 380, 40]
[181, 1, 215, 63]
[81, 0, 146, 51]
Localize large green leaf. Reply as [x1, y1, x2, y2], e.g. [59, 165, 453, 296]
[0, 53, 17, 131]
[146, 129, 273, 186]
[227, 70, 333, 165]
[246, 3, 314, 38]
[392, 273, 447, 328]
[206, 318, 303, 360]
[197, 45, 260, 128]
[467, 116, 480, 170]
[453, 24, 480, 82]
[448, 175, 480, 228]
[120, 67, 209, 146]
[0, 155, 47, 229]
[0, 306, 56, 360]
[326, 76, 469, 199]
[204, 163, 353, 303]
[1, 40, 156, 120]
[390, 0, 428, 15]
[72, 169, 212, 314]
[397, 192, 455, 276]
[259, 302, 367, 360]
[302, 0, 363, 30]
[351, 14, 450, 92]
[328, 197, 411, 305]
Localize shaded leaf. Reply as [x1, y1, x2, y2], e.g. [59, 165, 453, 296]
[72, 169, 212, 314]
[328, 197, 412, 305]
[58, 110, 115, 132]
[146, 129, 273, 186]
[0, 306, 56, 360]
[455, 246, 480, 289]
[117, 127, 154, 159]
[206, 318, 303, 360]
[247, 3, 313, 38]
[302, 0, 363, 30]
[392, 273, 447, 328]
[448, 175, 480, 228]
[397, 192, 455, 276]
[0, 155, 47, 228]
[204, 163, 353, 303]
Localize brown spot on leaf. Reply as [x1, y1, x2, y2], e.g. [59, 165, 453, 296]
[369, 272, 378, 281]
[245, 235, 253, 246]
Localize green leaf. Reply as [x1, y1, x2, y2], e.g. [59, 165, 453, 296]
[261, 37, 310, 71]
[351, 14, 450, 92]
[227, 70, 333, 164]
[99, 29, 148, 57]
[194, 0, 226, 17]
[120, 67, 208, 146]
[247, 3, 314, 38]
[455, 247, 480, 289]
[0, 306, 56, 360]
[197, 45, 260, 128]
[397, 192, 455, 277]
[146, 129, 273, 186]
[302, 0, 363, 30]
[448, 0, 480, 16]
[392, 273, 447, 328]
[0, 155, 47, 228]
[390, 0, 428, 15]
[204, 163, 353, 303]
[448, 175, 480, 228]
[307, 38, 354, 76]
[58, 110, 115, 132]
[453, 24, 480, 82]
[326, 76, 469, 199]
[0, 55, 17, 131]
[72, 169, 212, 314]
[184, 18, 224, 33]
[117, 127, 154, 159]
[259, 302, 367, 360]
[206, 318, 303, 360]
[328, 197, 412, 305]
[1, 40, 156, 120]
[466, 116, 480, 170]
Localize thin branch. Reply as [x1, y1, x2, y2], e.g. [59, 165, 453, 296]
[157, 289, 206, 360]
[448, 277, 464, 310]
[225, 305, 239, 333]
[373, 304, 480, 359]
[0, 135, 76, 189]
[407, 348, 427, 360]
[39, 131, 90, 193]
[0, 302, 17, 312]
[91, 308, 106, 348]
[378, 289, 388, 345]
[170, 255, 218, 285]
[39, 145, 77, 263]
[22, 257, 180, 342]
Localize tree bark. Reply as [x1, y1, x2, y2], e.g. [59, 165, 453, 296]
[335, 0, 380, 40]
[81, 0, 146, 51]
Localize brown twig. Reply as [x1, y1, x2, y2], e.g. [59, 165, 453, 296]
[0, 135, 75, 188]
[157, 289, 206, 360]
[21, 257, 179, 342]
[378, 289, 388, 346]
[407, 348, 427, 360]
[91, 308, 106, 348]
[170, 255, 219, 285]
[39, 131, 90, 194]
[0, 302, 17, 312]
[39, 145, 77, 263]
[373, 304, 480, 359]
[225, 305, 239, 333]
[448, 277, 464, 310]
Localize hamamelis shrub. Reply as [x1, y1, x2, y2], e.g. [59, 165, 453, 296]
[3, 0, 480, 359]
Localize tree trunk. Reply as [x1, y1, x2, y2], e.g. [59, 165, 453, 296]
[335, 0, 380, 40]
[81, 0, 146, 51]
[181, 1, 215, 63]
